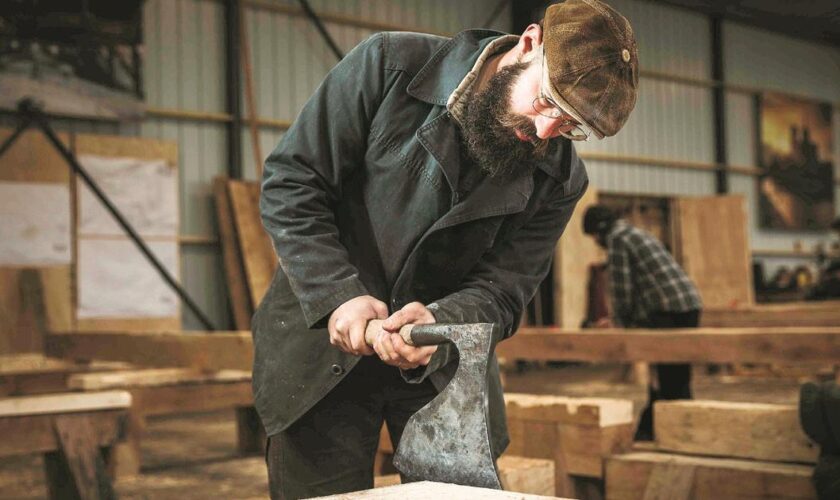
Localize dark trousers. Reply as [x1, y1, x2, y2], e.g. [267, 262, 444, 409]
[635, 309, 700, 440]
[266, 355, 438, 500]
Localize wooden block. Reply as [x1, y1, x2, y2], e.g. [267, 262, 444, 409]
[128, 381, 252, 416]
[67, 368, 251, 390]
[498, 327, 840, 364]
[45, 330, 254, 371]
[505, 393, 633, 427]
[505, 393, 635, 495]
[315, 480, 567, 499]
[378, 423, 393, 453]
[373, 474, 401, 488]
[0, 390, 131, 417]
[498, 455, 555, 496]
[605, 452, 815, 500]
[654, 400, 818, 464]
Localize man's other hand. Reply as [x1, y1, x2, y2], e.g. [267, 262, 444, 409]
[327, 295, 388, 356]
[372, 302, 438, 370]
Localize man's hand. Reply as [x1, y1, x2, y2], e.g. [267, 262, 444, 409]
[328, 295, 388, 356]
[372, 302, 438, 370]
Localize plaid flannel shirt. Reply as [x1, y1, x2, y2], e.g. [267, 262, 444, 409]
[607, 221, 702, 326]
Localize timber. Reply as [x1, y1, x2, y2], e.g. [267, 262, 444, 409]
[497, 326, 840, 363]
[654, 400, 818, 463]
[45, 331, 254, 371]
[605, 452, 816, 500]
[702, 301, 840, 327]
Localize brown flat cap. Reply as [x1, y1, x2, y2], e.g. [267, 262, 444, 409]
[543, 0, 639, 138]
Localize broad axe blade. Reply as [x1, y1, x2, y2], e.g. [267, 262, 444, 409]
[392, 322, 501, 489]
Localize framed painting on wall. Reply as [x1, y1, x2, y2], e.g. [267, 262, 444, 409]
[757, 92, 835, 230]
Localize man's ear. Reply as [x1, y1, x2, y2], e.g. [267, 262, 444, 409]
[517, 23, 544, 62]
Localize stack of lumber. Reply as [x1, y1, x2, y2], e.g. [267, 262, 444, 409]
[213, 177, 277, 330]
[605, 400, 818, 499]
[504, 393, 634, 497]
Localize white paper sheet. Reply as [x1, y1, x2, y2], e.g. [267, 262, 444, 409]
[76, 239, 179, 318]
[78, 155, 177, 236]
[0, 182, 71, 265]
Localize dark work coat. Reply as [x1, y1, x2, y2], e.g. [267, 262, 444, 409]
[253, 29, 589, 455]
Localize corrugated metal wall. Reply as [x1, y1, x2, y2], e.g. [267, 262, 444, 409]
[575, 0, 717, 196]
[12, 1, 834, 328]
[139, 0, 512, 329]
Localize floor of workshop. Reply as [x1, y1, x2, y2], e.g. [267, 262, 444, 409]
[0, 363, 806, 500]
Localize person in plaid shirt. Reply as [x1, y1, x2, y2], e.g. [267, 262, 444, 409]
[583, 205, 702, 440]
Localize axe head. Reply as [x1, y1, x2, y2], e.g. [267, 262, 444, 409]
[392, 322, 501, 489]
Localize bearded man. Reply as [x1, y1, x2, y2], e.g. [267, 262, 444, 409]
[253, 1, 639, 497]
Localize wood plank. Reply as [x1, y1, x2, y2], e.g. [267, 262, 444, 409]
[654, 400, 818, 463]
[702, 301, 840, 327]
[605, 452, 815, 500]
[313, 481, 566, 499]
[227, 180, 277, 308]
[0, 390, 131, 417]
[45, 331, 253, 371]
[553, 186, 603, 328]
[671, 195, 753, 308]
[641, 462, 695, 500]
[0, 409, 125, 457]
[213, 177, 253, 330]
[497, 327, 840, 363]
[67, 368, 250, 390]
[505, 393, 633, 427]
[128, 381, 252, 416]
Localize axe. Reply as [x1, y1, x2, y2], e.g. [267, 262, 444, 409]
[364, 320, 501, 489]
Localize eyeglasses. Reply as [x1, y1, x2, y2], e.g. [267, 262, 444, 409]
[532, 48, 590, 141]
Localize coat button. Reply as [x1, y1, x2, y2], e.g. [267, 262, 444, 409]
[330, 364, 344, 376]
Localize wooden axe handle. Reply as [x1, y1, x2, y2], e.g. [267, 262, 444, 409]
[364, 320, 415, 346]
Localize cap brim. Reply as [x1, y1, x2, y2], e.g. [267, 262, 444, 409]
[548, 85, 605, 140]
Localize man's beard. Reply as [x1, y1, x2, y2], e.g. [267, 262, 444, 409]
[460, 61, 555, 180]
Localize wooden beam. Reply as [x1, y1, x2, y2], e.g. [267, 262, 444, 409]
[0, 390, 131, 418]
[606, 452, 815, 500]
[654, 400, 818, 464]
[45, 331, 253, 371]
[0, 410, 126, 458]
[702, 301, 840, 327]
[497, 327, 840, 363]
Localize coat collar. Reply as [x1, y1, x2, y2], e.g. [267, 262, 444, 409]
[407, 29, 504, 107]
[408, 29, 571, 184]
